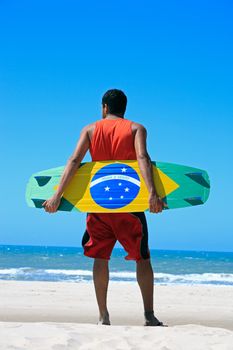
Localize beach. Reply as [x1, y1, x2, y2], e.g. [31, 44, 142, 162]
[0, 280, 233, 349]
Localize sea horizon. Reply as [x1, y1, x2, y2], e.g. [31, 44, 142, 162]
[1, 243, 233, 254]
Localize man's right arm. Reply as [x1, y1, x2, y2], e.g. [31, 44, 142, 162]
[134, 124, 166, 213]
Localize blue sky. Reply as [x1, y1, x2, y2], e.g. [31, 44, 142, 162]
[0, 0, 232, 251]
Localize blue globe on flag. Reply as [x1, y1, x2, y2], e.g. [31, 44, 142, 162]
[90, 163, 141, 209]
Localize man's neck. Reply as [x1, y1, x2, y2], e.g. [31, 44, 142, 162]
[105, 113, 124, 120]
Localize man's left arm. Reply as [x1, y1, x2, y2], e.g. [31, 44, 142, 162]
[42, 126, 90, 213]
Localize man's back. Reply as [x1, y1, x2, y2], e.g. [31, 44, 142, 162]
[88, 118, 136, 161]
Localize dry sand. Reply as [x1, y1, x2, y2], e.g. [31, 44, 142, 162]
[0, 280, 232, 349]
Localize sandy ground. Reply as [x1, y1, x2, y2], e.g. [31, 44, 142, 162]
[0, 280, 233, 349]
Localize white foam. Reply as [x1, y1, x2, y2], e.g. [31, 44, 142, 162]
[44, 269, 93, 276]
[1, 268, 233, 285]
[0, 268, 19, 275]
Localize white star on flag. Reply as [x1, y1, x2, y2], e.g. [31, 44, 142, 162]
[109, 197, 113, 200]
[120, 195, 124, 199]
[104, 186, 110, 191]
[118, 182, 122, 186]
[124, 187, 129, 192]
[121, 168, 127, 173]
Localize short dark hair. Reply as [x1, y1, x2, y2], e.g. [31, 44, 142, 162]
[102, 89, 127, 115]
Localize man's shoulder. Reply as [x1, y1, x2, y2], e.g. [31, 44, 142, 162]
[82, 121, 97, 133]
[131, 121, 147, 133]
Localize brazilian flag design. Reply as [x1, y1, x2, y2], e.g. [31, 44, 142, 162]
[25, 161, 210, 213]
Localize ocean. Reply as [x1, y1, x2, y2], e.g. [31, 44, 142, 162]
[0, 245, 233, 286]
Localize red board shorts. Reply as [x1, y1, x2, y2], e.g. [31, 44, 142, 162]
[82, 212, 150, 262]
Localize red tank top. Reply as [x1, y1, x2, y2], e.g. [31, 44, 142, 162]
[90, 118, 136, 161]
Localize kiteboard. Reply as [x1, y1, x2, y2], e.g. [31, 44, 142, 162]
[25, 160, 210, 213]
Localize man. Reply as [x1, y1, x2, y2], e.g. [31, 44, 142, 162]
[43, 89, 167, 326]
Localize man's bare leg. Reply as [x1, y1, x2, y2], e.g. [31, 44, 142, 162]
[136, 259, 167, 326]
[93, 258, 111, 325]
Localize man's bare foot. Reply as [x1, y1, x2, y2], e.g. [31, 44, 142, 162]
[144, 311, 168, 327]
[97, 311, 111, 325]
